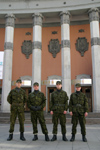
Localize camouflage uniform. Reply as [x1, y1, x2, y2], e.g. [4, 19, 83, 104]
[7, 88, 27, 133]
[28, 91, 48, 134]
[50, 90, 69, 134]
[69, 91, 89, 135]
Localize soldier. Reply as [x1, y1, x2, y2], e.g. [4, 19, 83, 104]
[27, 82, 49, 141]
[7, 79, 27, 141]
[69, 83, 88, 142]
[50, 81, 69, 141]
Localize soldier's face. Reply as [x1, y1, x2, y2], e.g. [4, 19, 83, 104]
[34, 85, 39, 90]
[76, 87, 81, 91]
[56, 84, 62, 90]
[16, 82, 22, 88]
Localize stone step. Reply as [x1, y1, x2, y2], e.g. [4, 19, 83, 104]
[0, 112, 100, 124]
[0, 117, 100, 124]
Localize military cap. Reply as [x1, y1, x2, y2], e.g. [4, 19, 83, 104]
[75, 83, 81, 87]
[33, 82, 39, 86]
[16, 79, 22, 83]
[56, 81, 62, 85]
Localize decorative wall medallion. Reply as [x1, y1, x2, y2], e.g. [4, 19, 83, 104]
[79, 29, 84, 33]
[25, 32, 31, 35]
[75, 37, 89, 57]
[21, 40, 32, 59]
[52, 31, 57, 34]
[48, 39, 61, 58]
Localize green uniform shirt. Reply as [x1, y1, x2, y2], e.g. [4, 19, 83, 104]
[7, 88, 27, 112]
[69, 92, 89, 113]
[28, 91, 46, 111]
[50, 90, 69, 113]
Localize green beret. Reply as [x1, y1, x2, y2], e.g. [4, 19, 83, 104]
[16, 79, 22, 83]
[75, 83, 81, 87]
[33, 82, 39, 86]
[56, 81, 62, 85]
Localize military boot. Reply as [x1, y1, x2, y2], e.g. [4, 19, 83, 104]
[45, 134, 49, 141]
[70, 134, 75, 142]
[32, 135, 38, 141]
[82, 135, 87, 142]
[20, 132, 26, 141]
[62, 134, 68, 141]
[51, 135, 57, 141]
[7, 133, 13, 141]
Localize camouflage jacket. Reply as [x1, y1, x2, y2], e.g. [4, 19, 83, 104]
[69, 92, 89, 113]
[50, 90, 69, 113]
[27, 91, 46, 111]
[7, 88, 27, 112]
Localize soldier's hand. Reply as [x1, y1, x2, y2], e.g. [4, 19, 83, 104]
[70, 111, 73, 116]
[30, 106, 37, 111]
[36, 106, 41, 110]
[84, 112, 88, 117]
[50, 111, 53, 115]
[63, 111, 67, 114]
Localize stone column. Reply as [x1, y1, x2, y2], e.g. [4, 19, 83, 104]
[60, 11, 71, 97]
[32, 13, 43, 91]
[1, 14, 15, 112]
[89, 8, 100, 112]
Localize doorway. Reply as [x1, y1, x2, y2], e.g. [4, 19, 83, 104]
[22, 87, 31, 111]
[81, 86, 92, 112]
[47, 87, 56, 112]
[0, 88, 2, 110]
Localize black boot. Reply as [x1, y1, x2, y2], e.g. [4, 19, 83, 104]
[32, 135, 38, 141]
[7, 134, 13, 141]
[51, 135, 57, 141]
[20, 132, 26, 141]
[82, 135, 87, 142]
[70, 134, 75, 142]
[45, 134, 49, 141]
[62, 134, 68, 141]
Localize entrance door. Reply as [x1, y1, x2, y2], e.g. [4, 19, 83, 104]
[0, 88, 2, 109]
[48, 87, 56, 112]
[22, 87, 31, 111]
[81, 86, 92, 112]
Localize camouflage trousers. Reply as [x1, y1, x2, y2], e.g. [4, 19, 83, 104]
[9, 110, 25, 133]
[31, 111, 48, 134]
[52, 112, 66, 134]
[71, 112, 86, 135]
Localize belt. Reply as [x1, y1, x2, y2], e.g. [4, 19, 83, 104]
[12, 103, 23, 106]
[73, 104, 82, 107]
[54, 104, 65, 106]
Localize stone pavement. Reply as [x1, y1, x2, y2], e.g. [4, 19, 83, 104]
[0, 124, 100, 150]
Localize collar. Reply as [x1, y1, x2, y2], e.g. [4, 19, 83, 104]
[57, 89, 62, 92]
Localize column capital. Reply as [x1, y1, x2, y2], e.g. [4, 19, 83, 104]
[88, 8, 100, 22]
[32, 41, 42, 50]
[5, 14, 15, 27]
[4, 42, 13, 50]
[61, 40, 70, 48]
[60, 11, 70, 25]
[91, 37, 100, 46]
[32, 13, 43, 26]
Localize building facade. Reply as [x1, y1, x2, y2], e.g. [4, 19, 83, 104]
[0, 0, 100, 112]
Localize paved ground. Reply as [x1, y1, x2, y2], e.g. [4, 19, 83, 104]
[0, 124, 100, 150]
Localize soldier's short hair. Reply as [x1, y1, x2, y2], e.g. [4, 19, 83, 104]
[33, 82, 39, 86]
[75, 83, 81, 87]
[56, 81, 62, 85]
[16, 79, 22, 83]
